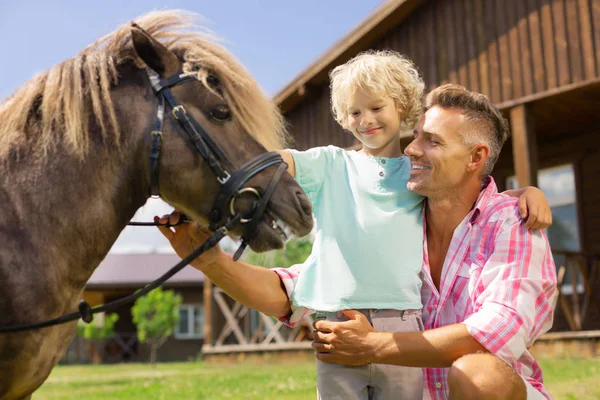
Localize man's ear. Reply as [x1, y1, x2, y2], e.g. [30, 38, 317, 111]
[131, 22, 180, 76]
[467, 144, 489, 173]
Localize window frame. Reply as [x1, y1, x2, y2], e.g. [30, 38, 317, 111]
[174, 303, 204, 340]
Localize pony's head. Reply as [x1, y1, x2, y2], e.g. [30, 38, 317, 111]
[0, 11, 313, 252]
[125, 13, 313, 251]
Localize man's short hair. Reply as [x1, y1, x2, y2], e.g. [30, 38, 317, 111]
[424, 84, 510, 177]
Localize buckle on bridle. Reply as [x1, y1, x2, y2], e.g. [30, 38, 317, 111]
[151, 130, 163, 138]
[172, 105, 187, 120]
[230, 187, 261, 224]
[217, 171, 231, 184]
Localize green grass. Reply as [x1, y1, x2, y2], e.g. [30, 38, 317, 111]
[37, 361, 316, 400]
[539, 358, 600, 400]
[35, 358, 600, 399]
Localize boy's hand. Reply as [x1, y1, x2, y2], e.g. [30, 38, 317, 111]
[517, 187, 553, 230]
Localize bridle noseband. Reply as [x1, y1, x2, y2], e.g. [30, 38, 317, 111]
[145, 67, 288, 260]
[0, 67, 290, 333]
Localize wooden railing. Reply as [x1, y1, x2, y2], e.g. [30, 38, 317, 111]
[60, 333, 139, 364]
[202, 286, 313, 354]
[200, 250, 600, 356]
[553, 250, 600, 331]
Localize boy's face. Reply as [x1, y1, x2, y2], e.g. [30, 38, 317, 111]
[346, 89, 402, 156]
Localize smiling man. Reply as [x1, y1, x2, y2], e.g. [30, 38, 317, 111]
[311, 84, 558, 399]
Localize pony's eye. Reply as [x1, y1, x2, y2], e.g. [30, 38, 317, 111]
[206, 75, 220, 87]
[210, 106, 231, 121]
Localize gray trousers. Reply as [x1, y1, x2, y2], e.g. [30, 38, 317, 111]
[316, 309, 424, 400]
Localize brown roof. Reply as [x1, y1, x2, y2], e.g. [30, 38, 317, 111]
[274, 0, 424, 113]
[86, 253, 205, 289]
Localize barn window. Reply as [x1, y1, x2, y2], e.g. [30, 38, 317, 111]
[507, 164, 580, 251]
[175, 304, 204, 339]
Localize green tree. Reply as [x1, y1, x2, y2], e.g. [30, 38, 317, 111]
[131, 287, 182, 365]
[76, 313, 119, 363]
[245, 237, 313, 268]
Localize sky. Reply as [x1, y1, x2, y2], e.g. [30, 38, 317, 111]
[0, 0, 384, 99]
[0, 0, 384, 253]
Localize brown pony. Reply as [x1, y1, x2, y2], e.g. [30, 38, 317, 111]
[0, 10, 313, 399]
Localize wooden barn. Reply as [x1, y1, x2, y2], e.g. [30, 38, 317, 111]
[65, 253, 207, 363]
[202, 0, 600, 357]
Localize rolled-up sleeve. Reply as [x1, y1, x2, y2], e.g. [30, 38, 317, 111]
[463, 222, 557, 365]
[272, 265, 315, 327]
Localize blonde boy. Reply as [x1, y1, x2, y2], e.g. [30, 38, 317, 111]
[274, 50, 427, 399]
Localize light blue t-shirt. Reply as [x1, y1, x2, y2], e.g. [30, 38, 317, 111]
[289, 145, 424, 312]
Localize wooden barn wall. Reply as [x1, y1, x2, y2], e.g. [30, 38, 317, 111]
[285, 0, 600, 150]
[570, 140, 600, 331]
[374, 0, 600, 102]
[285, 85, 358, 151]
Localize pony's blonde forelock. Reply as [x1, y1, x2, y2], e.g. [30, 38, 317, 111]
[0, 10, 286, 159]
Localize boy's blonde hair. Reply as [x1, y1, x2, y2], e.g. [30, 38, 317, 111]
[330, 50, 425, 131]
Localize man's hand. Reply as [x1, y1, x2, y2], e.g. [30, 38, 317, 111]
[312, 310, 380, 365]
[155, 212, 292, 318]
[155, 211, 224, 270]
[517, 186, 552, 230]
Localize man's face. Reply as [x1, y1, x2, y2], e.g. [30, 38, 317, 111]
[404, 106, 475, 197]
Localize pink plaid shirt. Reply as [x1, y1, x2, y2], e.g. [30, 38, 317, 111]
[273, 177, 557, 399]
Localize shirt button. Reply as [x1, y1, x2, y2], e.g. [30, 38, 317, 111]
[435, 382, 442, 389]
[379, 171, 384, 177]
[381, 159, 386, 164]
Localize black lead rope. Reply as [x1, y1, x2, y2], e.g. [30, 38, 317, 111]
[0, 216, 240, 334]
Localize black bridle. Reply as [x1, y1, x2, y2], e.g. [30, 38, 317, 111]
[144, 67, 288, 259]
[0, 67, 288, 333]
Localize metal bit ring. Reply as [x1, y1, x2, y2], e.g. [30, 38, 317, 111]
[230, 187, 261, 224]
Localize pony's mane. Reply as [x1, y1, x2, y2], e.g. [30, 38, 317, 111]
[0, 10, 287, 158]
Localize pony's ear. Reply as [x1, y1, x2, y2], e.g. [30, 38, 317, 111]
[131, 22, 179, 76]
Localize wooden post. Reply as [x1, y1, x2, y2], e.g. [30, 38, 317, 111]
[569, 261, 582, 330]
[203, 278, 213, 347]
[556, 265, 579, 331]
[509, 104, 538, 187]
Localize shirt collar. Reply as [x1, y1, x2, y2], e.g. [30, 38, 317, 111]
[468, 176, 498, 225]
